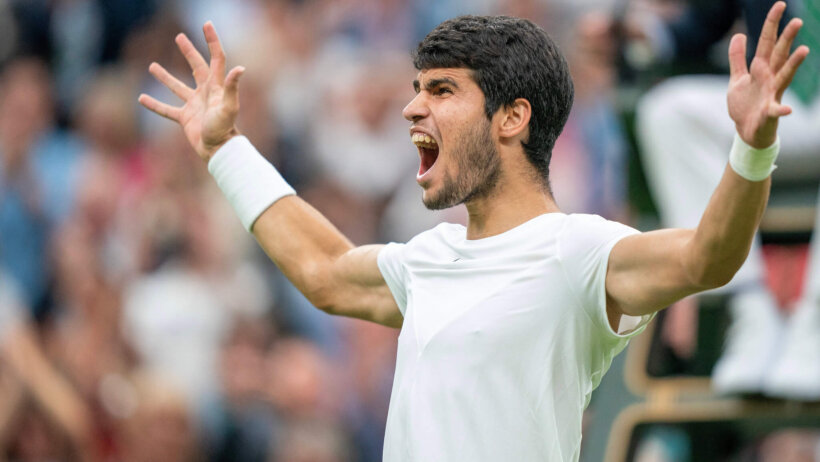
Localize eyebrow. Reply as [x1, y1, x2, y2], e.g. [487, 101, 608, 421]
[413, 77, 460, 93]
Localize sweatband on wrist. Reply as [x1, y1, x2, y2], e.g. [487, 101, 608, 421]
[208, 136, 295, 232]
[728, 133, 779, 182]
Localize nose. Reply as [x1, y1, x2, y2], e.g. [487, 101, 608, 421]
[402, 93, 429, 122]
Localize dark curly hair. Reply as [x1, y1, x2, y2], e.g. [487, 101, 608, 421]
[413, 15, 574, 191]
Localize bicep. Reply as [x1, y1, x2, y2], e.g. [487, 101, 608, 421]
[326, 245, 403, 328]
[252, 197, 402, 328]
[605, 228, 703, 317]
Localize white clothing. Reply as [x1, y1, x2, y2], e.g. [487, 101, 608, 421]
[377, 213, 653, 462]
[122, 263, 230, 408]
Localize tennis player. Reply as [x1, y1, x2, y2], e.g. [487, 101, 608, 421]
[139, 3, 807, 460]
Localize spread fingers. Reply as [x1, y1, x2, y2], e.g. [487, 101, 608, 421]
[138, 94, 182, 122]
[149, 62, 194, 101]
[175, 33, 209, 85]
[203, 22, 226, 85]
[775, 45, 810, 98]
[756, 1, 787, 62]
[770, 18, 803, 72]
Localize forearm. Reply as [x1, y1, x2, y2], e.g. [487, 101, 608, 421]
[209, 136, 358, 310]
[607, 161, 770, 317]
[251, 196, 355, 308]
[2, 327, 94, 456]
[0, 371, 24, 449]
[685, 145, 773, 287]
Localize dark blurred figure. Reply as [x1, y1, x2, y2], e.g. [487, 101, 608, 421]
[1, 0, 155, 115]
[212, 319, 279, 462]
[264, 338, 353, 461]
[0, 58, 84, 319]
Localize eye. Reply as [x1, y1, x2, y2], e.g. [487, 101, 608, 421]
[434, 87, 453, 96]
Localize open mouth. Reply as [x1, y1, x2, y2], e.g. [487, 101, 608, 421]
[412, 133, 439, 177]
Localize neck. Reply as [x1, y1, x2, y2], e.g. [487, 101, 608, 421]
[464, 171, 561, 240]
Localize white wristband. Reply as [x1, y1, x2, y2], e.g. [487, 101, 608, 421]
[208, 136, 295, 232]
[729, 133, 779, 182]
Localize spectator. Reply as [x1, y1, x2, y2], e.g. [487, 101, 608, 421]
[0, 58, 84, 317]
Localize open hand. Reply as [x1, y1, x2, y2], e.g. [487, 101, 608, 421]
[728, 1, 809, 149]
[138, 22, 245, 162]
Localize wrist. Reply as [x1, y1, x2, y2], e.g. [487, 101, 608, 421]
[729, 133, 779, 182]
[738, 120, 778, 150]
[202, 127, 241, 162]
[208, 136, 296, 231]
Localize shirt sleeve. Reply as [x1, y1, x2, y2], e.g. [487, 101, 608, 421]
[557, 214, 653, 340]
[377, 242, 409, 316]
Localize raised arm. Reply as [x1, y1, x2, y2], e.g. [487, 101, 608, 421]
[1, 324, 95, 460]
[606, 2, 809, 317]
[138, 23, 402, 328]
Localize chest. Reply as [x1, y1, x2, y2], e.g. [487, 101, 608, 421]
[400, 255, 573, 356]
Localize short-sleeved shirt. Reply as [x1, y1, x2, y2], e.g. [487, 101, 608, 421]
[377, 212, 653, 462]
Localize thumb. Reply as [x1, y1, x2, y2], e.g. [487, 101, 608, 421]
[223, 65, 246, 111]
[767, 101, 792, 118]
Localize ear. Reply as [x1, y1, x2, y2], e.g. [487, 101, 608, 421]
[497, 98, 531, 140]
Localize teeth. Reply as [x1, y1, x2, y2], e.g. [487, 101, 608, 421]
[411, 133, 438, 148]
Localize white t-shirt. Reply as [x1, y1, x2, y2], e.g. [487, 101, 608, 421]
[377, 213, 653, 462]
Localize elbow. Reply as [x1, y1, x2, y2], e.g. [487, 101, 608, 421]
[698, 271, 735, 290]
[309, 288, 338, 315]
[688, 261, 739, 291]
[301, 263, 340, 315]
[304, 281, 336, 315]
[685, 237, 749, 291]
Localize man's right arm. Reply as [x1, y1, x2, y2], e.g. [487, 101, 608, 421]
[138, 23, 402, 328]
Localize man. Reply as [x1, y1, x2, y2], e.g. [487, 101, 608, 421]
[139, 3, 807, 460]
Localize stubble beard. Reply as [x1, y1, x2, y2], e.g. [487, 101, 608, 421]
[422, 118, 501, 210]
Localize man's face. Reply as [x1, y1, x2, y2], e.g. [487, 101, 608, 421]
[402, 68, 500, 210]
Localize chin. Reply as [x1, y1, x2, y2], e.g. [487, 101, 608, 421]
[421, 187, 461, 211]
[421, 190, 439, 210]
[422, 198, 448, 211]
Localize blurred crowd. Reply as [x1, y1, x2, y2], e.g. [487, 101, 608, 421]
[0, 0, 817, 461]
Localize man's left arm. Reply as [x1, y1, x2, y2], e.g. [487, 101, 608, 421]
[605, 2, 809, 318]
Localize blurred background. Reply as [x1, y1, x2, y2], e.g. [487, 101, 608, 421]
[0, 0, 818, 461]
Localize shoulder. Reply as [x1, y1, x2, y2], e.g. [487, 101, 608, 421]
[380, 221, 463, 262]
[404, 221, 464, 249]
[558, 214, 639, 259]
[561, 214, 638, 239]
